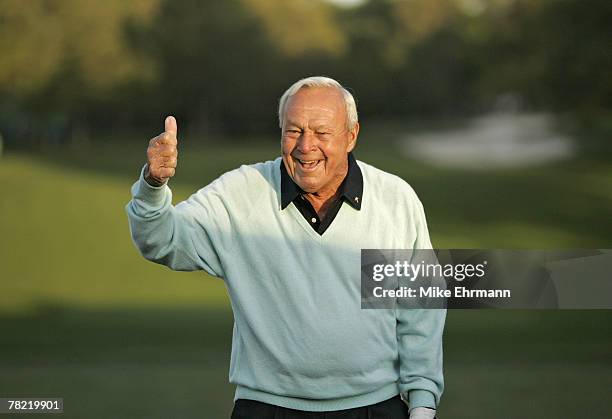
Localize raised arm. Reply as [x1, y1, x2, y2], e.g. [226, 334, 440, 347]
[125, 116, 225, 277]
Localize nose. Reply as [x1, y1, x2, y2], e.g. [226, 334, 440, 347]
[296, 131, 317, 154]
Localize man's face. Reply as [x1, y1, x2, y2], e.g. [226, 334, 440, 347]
[281, 87, 359, 195]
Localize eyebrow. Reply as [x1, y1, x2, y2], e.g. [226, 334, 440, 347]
[284, 120, 334, 129]
[283, 120, 302, 129]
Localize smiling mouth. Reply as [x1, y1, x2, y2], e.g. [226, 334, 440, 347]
[296, 158, 322, 170]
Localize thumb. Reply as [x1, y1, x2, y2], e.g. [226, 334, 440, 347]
[165, 115, 178, 135]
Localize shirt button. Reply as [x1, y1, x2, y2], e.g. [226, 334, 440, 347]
[311, 217, 317, 223]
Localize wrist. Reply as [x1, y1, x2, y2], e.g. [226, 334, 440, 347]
[409, 407, 437, 419]
[144, 164, 167, 187]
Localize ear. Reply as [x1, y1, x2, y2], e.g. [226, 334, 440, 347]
[347, 122, 359, 153]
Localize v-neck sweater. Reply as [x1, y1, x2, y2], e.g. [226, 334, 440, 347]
[126, 157, 445, 412]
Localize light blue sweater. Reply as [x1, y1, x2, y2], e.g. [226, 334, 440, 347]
[126, 157, 445, 412]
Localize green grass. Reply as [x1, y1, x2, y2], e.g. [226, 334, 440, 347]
[0, 145, 611, 418]
[0, 307, 236, 418]
[0, 307, 609, 418]
[1, 151, 230, 313]
[2, 145, 610, 312]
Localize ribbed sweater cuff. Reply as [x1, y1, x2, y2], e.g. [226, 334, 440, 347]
[408, 390, 436, 410]
[133, 164, 168, 206]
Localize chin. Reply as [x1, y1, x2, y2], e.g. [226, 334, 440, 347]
[298, 184, 318, 193]
[295, 179, 320, 193]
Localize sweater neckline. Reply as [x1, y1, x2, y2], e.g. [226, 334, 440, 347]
[285, 201, 351, 241]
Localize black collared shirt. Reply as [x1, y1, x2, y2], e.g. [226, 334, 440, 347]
[280, 153, 363, 235]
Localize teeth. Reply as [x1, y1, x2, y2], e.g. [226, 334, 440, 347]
[299, 160, 316, 164]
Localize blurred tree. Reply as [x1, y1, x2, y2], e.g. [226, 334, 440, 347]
[0, 0, 159, 145]
[0, 0, 609, 147]
[0, 0, 159, 97]
[146, 0, 279, 137]
[0, 0, 64, 96]
[462, 0, 612, 141]
[146, 0, 349, 138]
[533, 0, 612, 113]
[337, 0, 474, 116]
[243, 0, 347, 57]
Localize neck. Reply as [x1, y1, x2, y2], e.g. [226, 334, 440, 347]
[303, 165, 348, 218]
[304, 189, 342, 219]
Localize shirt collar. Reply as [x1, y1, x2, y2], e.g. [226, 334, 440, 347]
[280, 152, 363, 210]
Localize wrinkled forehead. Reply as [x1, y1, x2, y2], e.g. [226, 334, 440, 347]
[284, 87, 346, 125]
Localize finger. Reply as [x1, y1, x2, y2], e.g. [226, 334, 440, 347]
[147, 145, 175, 161]
[153, 155, 177, 168]
[149, 161, 174, 177]
[161, 156, 178, 168]
[151, 143, 177, 156]
[158, 167, 175, 179]
[149, 135, 170, 149]
[154, 132, 178, 146]
[148, 155, 174, 171]
[165, 116, 178, 136]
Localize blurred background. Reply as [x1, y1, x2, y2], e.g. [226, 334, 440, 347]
[0, 0, 610, 417]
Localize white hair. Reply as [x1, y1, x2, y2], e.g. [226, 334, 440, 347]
[278, 76, 358, 130]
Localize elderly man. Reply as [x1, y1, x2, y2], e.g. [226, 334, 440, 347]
[126, 77, 445, 419]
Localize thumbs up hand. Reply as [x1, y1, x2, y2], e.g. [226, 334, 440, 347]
[145, 116, 179, 186]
